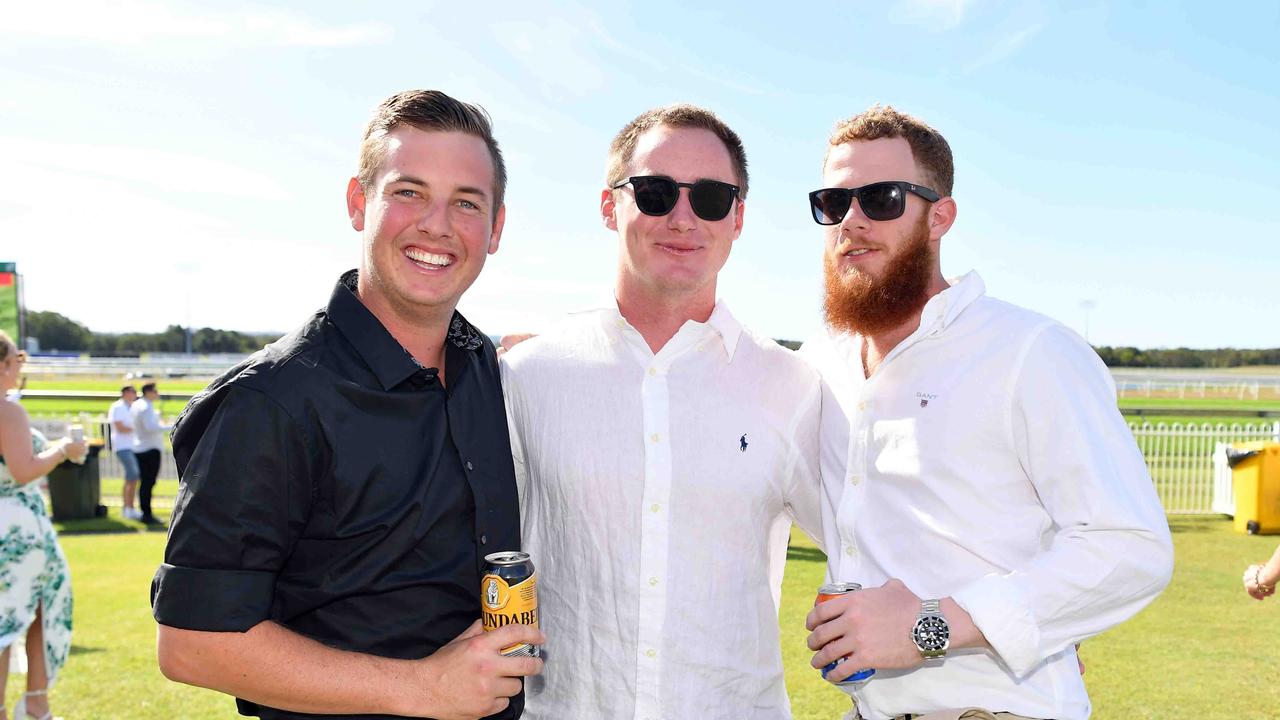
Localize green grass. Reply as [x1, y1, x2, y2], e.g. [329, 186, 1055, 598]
[6, 517, 1278, 718]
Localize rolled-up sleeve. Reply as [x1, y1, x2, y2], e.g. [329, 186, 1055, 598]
[951, 324, 1174, 678]
[151, 385, 313, 632]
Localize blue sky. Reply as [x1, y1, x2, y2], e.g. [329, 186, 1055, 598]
[2, 1, 1277, 348]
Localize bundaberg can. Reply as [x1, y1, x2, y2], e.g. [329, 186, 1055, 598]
[815, 582, 875, 684]
[481, 551, 540, 658]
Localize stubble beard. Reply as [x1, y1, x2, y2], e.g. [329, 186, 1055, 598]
[822, 213, 935, 337]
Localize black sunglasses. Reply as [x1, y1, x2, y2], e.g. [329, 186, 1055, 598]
[808, 181, 940, 225]
[612, 176, 740, 222]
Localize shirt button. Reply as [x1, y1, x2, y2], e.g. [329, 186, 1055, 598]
[645, 649, 657, 658]
[849, 474, 861, 486]
[844, 544, 856, 557]
[466, 461, 474, 471]
[650, 503, 660, 513]
[480, 534, 488, 545]
[857, 401, 867, 411]
[648, 367, 657, 376]
[648, 576, 658, 586]
[650, 433, 660, 443]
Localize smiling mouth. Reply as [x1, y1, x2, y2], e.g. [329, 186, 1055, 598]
[657, 243, 701, 256]
[405, 247, 454, 269]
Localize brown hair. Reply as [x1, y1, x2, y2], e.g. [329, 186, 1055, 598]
[0, 330, 15, 362]
[828, 104, 954, 197]
[357, 90, 507, 219]
[606, 104, 749, 199]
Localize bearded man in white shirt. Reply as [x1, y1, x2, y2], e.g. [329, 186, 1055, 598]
[501, 105, 823, 719]
[799, 105, 1174, 720]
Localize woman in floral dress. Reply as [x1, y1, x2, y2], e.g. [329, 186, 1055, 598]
[0, 332, 84, 720]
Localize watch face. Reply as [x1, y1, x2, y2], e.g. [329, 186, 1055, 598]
[913, 616, 950, 651]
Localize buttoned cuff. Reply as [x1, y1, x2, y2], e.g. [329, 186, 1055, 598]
[151, 563, 276, 632]
[951, 573, 1042, 678]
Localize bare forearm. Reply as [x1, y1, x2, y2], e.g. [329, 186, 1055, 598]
[9, 443, 72, 485]
[1261, 544, 1280, 586]
[158, 621, 413, 716]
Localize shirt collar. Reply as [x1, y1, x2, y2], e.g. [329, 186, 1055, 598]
[327, 270, 484, 391]
[919, 270, 986, 332]
[574, 295, 742, 360]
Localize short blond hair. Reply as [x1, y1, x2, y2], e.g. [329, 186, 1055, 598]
[828, 104, 953, 197]
[606, 104, 749, 199]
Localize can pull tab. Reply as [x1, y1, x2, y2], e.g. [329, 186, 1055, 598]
[1227, 448, 1261, 468]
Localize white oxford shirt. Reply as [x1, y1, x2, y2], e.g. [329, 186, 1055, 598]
[501, 301, 822, 720]
[800, 272, 1173, 720]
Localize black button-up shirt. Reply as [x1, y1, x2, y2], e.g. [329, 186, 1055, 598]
[151, 271, 522, 720]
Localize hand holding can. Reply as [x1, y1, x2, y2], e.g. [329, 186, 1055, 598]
[814, 582, 876, 684]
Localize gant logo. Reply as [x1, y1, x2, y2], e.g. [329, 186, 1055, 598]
[740, 434, 749, 452]
[916, 392, 937, 408]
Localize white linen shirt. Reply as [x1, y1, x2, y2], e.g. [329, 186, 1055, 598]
[800, 272, 1172, 720]
[108, 398, 136, 451]
[130, 398, 169, 452]
[501, 301, 823, 720]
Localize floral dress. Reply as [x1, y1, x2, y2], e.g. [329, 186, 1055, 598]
[0, 429, 73, 684]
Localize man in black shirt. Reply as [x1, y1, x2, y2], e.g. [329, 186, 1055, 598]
[152, 90, 543, 720]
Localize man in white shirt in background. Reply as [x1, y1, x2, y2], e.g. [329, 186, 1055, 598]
[501, 105, 822, 719]
[108, 384, 142, 520]
[131, 381, 171, 525]
[800, 105, 1174, 720]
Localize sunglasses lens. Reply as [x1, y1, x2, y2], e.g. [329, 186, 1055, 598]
[859, 182, 905, 221]
[810, 189, 852, 225]
[690, 181, 736, 221]
[630, 177, 679, 216]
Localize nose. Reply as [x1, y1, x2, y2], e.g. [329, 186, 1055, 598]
[666, 187, 698, 231]
[838, 196, 872, 235]
[416, 199, 453, 237]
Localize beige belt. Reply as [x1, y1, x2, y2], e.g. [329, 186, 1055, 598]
[851, 708, 1042, 720]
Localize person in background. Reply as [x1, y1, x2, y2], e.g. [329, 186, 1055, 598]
[0, 331, 86, 720]
[130, 382, 170, 525]
[109, 384, 142, 520]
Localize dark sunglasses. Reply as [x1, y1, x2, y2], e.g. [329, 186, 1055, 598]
[808, 181, 940, 225]
[612, 175, 740, 222]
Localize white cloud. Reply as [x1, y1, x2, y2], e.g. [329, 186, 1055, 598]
[894, 0, 979, 30]
[1, 1, 391, 47]
[0, 137, 290, 201]
[964, 23, 1044, 73]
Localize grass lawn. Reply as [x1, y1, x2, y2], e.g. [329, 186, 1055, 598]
[5, 516, 1279, 719]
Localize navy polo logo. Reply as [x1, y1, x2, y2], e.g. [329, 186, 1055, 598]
[740, 434, 749, 452]
[920, 399, 929, 407]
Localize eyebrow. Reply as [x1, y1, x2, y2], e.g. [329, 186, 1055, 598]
[386, 174, 489, 200]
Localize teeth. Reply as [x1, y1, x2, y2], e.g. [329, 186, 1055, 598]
[845, 248, 871, 256]
[405, 248, 453, 267]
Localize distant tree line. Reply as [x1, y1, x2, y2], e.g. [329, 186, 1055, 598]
[1091, 346, 1280, 368]
[26, 310, 280, 355]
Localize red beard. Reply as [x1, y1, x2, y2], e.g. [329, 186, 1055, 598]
[822, 213, 934, 337]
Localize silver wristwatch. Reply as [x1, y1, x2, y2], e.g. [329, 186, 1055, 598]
[911, 598, 950, 660]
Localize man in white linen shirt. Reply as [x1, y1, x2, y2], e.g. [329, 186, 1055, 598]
[501, 105, 823, 720]
[131, 381, 171, 525]
[799, 105, 1174, 720]
[109, 384, 143, 520]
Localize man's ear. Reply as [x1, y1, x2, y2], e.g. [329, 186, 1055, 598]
[601, 188, 618, 231]
[929, 196, 957, 242]
[347, 177, 367, 231]
[487, 204, 506, 255]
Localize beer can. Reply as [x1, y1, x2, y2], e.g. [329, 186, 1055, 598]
[481, 551, 540, 658]
[815, 582, 875, 684]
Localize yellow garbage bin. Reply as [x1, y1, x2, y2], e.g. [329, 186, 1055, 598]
[1229, 441, 1280, 534]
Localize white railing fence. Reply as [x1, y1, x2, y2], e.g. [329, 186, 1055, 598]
[1129, 421, 1280, 514]
[25, 417, 1280, 516]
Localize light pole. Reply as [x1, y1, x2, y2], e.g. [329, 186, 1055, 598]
[1080, 300, 1096, 344]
